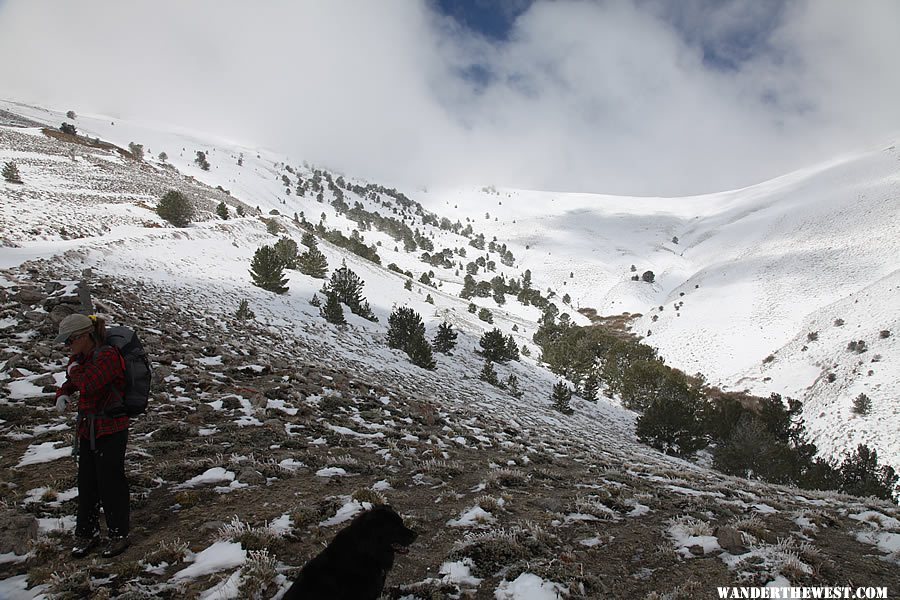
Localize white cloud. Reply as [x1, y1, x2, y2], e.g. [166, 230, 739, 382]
[0, 0, 897, 195]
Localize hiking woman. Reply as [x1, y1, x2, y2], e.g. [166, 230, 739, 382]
[54, 313, 130, 558]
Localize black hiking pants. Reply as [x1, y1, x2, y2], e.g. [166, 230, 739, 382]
[75, 429, 130, 538]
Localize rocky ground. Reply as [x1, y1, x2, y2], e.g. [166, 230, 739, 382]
[1, 263, 898, 599]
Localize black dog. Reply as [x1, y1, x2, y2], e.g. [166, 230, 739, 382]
[284, 504, 418, 600]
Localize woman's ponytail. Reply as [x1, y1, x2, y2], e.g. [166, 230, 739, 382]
[89, 315, 107, 344]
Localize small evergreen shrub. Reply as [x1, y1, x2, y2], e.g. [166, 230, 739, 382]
[387, 306, 434, 369]
[406, 334, 436, 370]
[879, 330, 891, 339]
[195, 150, 210, 170]
[506, 374, 522, 398]
[479, 328, 519, 363]
[298, 246, 328, 279]
[66, 110, 76, 119]
[637, 394, 706, 457]
[551, 381, 573, 414]
[324, 263, 377, 321]
[581, 372, 599, 401]
[235, 299, 255, 320]
[641, 271, 655, 283]
[156, 190, 195, 227]
[60, 122, 77, 135]
[847, 340, 867, 354]
[273, 236, 299, 269]
[478, 308, 494, 324]
[479, 360, 499, 386]
[249, 245, 288, 294]
[838, 444, 898, 502]
[2, 161, 23, 184]
[807, 331, 818, 342]
[128, 142, 144, 160]
[264, 218, 281, 235]
[433, 322, 458, 354]
[834, 318, 845, 327]
[852, 393, 871, 416]
[216, 201, 229, 220]
[320, 292, 345, 324]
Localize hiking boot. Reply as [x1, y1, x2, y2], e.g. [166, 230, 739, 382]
[71, 534, 100, 558]
[101, 536, 130, 558]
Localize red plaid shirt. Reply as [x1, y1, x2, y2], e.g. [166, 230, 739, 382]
[56, 346, 129, 439]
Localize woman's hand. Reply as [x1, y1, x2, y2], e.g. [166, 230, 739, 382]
[55, 395, 70, 413]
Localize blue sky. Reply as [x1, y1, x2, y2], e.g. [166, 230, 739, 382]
[0, 1, 898, 196]
[434, 0, 534, 41]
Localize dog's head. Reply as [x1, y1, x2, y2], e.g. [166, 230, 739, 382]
[352, 505, 418, 555]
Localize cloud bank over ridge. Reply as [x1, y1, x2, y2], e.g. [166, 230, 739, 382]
[1, 0, 897, 196]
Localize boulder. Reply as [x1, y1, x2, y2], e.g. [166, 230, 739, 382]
[715, 526, 748, 554]
[0, 508, 38, 555]
[14, 288, 45, 306]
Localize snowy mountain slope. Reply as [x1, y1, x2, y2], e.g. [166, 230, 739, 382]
[1, 100, 897, 465]
[415, 147, 900, 468]
[1, 101, 899, 597]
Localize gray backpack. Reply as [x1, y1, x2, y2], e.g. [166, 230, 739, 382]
[103, 326, 152, 417]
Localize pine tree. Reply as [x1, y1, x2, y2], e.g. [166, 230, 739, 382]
[298, 246, 328, 278]
[479, 360, 499, 386]
[235, 299, 255, 320]
[551, 381, 574, 414]
[506, 374, 522, 398]
[236, 205, 245, 217]
[479, 328, 518, 363]
[128, 142, 144, 160]
[387, 307, 425, 351]
[581, 372, 599, 402]
[309, 294, 321, 307]
[637, 395, 706, 457]
[406, 334, 436, 370]
[838, 444, 898, 501]
[433, 322, 458, 354]
[156, 190, 195, 227]
[273, 237, 299, 269]
[301, 231, 318, 249]
[325, 263, 376, 320]
[387, 307, 435, 368]
[249, 245, 288, 294]
[425, 293, 434, 304]
[195, 150, 210, 170]
[852, 393, 872, 416]
[478, 308, 493, 324]
[404, 279, 413, 291]
[2, 161, 23, 184]
[216, 201, 229, 220]
[320, 292, 346, 325]
[265, 218, 281, 235]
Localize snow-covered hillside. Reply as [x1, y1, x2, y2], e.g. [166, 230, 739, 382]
[418, 148, 900, 469]
[1, 100, 899, 598]
[1, 98, 897, 469]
